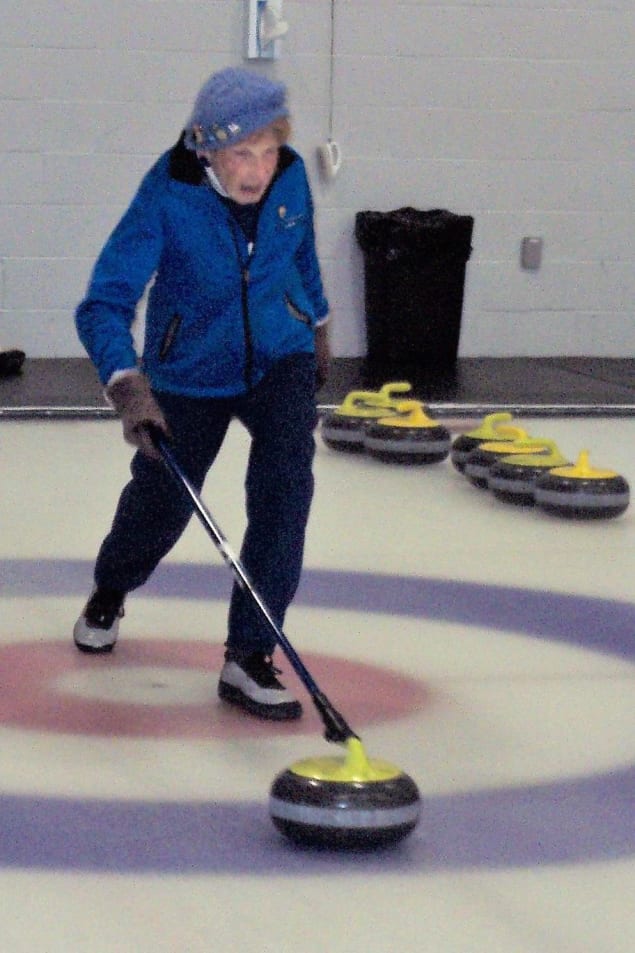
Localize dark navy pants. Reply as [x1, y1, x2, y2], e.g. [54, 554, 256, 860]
[94, 353, 318, 655]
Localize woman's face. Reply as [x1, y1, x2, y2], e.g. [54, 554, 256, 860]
[202, 128, 280, 205]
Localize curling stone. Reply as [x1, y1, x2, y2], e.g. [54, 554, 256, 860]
[450, 412, 516, 473]
[487, 439, 570, 506]
[534, 450, 630, 520]
[363, 400, 452, 464]
[321, 382, 412, 452]
[462, 427, 534, 488]
[269, 737, 421, 850]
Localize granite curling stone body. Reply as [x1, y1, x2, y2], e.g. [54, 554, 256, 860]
[269, 737, 421, 849]
[363, 400, 451, 464]
[488, 439, 570, 506]
[534, 450, 630, 519]
[463, 429, 538, 489]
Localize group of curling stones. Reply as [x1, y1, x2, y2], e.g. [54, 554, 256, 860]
[321, 382, 452, 465]
[452, 412, 630, 519]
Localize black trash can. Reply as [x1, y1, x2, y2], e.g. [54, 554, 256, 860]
[355, 207, 474, 382]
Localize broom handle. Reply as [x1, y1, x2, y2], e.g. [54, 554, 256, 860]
[151, 430, 357, 744]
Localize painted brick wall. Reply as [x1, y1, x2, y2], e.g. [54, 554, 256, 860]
[1, 0, 633, 359]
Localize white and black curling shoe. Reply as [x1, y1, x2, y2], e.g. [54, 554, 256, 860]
[73, 587, 125, 653]
[218, 651, 303, 721]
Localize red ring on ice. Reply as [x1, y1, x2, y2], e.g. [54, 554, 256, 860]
[0, 639, 429, 740]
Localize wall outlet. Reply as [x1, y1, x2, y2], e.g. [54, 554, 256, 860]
[520, 237, 543, 270]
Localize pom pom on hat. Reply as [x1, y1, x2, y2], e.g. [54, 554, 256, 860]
[184, 67, 288, 151]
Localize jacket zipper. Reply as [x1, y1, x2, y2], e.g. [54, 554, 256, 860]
[231, 225, 255, 391]
[241, 255, 254, 390]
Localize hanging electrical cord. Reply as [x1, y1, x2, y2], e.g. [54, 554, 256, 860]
[317, 0, 342, 179]
[327, 0, 335, 140]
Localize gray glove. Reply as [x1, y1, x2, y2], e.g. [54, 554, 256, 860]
[106, 373, 169, 459]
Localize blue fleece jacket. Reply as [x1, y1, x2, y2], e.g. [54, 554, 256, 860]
[75, 139, 329, 396]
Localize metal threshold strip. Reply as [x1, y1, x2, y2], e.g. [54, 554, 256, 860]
[0, 406, 114, 419]
[1, 402, 635, 421]
[425, 402, 635, 419]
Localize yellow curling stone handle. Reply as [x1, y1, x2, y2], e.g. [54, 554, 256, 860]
[289, 737, 403, 782]
[334, 382, 412, 419]
[465, 411, 514, 439]
[376, 399, 439, 429]
[377, 381, 413, 402]
[476, 428, 534, 453]
[548, 449, 619, 480]
[498, 438, 569, 467]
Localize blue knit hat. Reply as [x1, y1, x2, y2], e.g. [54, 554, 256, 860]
[184, 67, 289, 151]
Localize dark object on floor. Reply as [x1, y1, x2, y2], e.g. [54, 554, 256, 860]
[0, 350, 26, 378]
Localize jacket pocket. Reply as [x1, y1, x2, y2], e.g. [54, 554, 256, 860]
[159, 313, 182, 361]
[285, 295, 312, 326]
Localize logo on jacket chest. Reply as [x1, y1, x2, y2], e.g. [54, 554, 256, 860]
[277, 206, 304, 229]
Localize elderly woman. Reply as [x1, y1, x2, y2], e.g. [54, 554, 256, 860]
[73, 67, 330, 721]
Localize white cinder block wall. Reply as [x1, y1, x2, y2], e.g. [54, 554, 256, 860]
[0, 0, 633, 359]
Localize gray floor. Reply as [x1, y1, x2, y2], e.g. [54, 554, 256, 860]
[1, 356, 635, 417]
